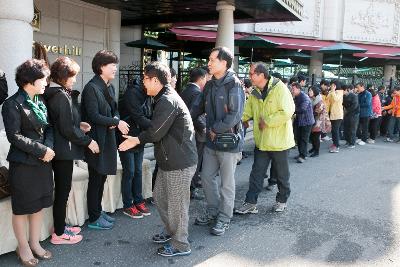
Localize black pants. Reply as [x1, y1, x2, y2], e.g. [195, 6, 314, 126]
[87, 167, 107, 222]
[357, 117, 370, 142]
[267, 163, 277, 186]
[344, 115, 358, 146]
[369, 117, 381, 140]
[152, 163, 158, 191]
[245, 148, 290, 204]
[380, 115, 390, 135]
[52, 160, 74, 236]
[191, 141, 205, 190]
[310, 131, 321, 154]
[331, 119, 342, 147]
[296, 125, 312, 158]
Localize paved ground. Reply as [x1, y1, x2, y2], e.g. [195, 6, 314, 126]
[1, 136, 399, 266]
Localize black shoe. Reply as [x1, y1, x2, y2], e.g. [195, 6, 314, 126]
[310, 152, 319, 157]
[195, 213, 216, 226]
[308, 148, 315, 154]
[210, 220, 230, 236]
[190, 188, 204, 200]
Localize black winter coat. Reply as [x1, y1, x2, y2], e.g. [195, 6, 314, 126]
[138, 86, 197, 171]
[0, 72, 8, 105]
[2, 89, 53, 165]
[44, 84, 92, 160]
[180, 83, 206, 142]
[343, 92, 360, 117]
[118, 79, 151, 151]
[81, 75, 120, 175]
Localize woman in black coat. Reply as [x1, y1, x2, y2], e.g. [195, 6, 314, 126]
[44, 56, 100, 245]
[2, 59, 54, 266]
[81, 50, 129, 230]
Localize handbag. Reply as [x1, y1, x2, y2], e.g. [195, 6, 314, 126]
[0, 166, 10, 199]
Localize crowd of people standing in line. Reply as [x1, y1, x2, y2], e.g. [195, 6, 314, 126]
[1, 44, 399, 265]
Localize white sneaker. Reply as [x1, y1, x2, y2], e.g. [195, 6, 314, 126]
[322, 136, 331, 141]
[356, 139, 362, 144]
[273, 202, 287, 212]
[358, 141, 366, 145]
[366, 139, 375, 144]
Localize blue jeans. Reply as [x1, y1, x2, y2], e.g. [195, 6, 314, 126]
[119, 148, 144, 208]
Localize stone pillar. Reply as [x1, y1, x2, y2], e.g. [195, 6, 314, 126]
[0, 0, 34, 94]
[108, 9, 121, 97]
[309, 51, 323, 79]
[384, 64, 396, 86]
[322, 0, 343, 40]
[120, 25, 142, 68]
[215, 1, 235, 56]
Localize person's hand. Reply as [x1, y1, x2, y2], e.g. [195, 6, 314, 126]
[209, 130, 216, 141]
[117, 120, 130, 135]
[243, 121, 249, 129]
[258, 118, 267, 130]
[118, 135, 140, 151]
[88, 140, 100, 154]
[80, 122, 91, 133]
[41, 147, 55, 162]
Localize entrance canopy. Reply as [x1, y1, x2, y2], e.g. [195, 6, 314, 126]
[81, 0, 303, 26]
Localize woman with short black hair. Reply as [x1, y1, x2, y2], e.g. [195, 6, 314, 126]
[81, 50, 129, 230]
[2, 59, 54, 266]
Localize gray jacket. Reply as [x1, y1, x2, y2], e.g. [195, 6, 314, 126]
[191, 70, 245, 153]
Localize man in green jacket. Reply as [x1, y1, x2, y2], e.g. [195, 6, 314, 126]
[235, 62, 295, 214]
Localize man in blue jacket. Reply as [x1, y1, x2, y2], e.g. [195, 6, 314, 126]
[355, 82, 372, 145]
[191, 47, 245, 236]
[291, 82, 315, 163]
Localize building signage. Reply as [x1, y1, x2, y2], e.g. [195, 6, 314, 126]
[33, 42, 82, 56]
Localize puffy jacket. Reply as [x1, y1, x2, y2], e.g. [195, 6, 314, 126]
[191, 70, 245, 153]
[343, 92, 359, 117]
[44, 83, 92, 160]
[371, 94, 382, 116]
[242, 77, 295, 151]
[118, 79, 152, 151]
[358, 90, 372, 118]
[384, 95, 400, 117]
[328, 89, 344, 120]
[138, 86, 197, 171]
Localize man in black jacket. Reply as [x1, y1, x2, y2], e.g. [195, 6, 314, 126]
[180, 67, 207, 199]
[343, 86, 360, 148]
[0, 69, 8, 105]
[119, 62, 197, 257]
[118, 78, 152, 219]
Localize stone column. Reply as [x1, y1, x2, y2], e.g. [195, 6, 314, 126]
[108, 9, 121, 97]
[309, 51, 323, 79]
[215, 1, 235, 55]
[384, 64, 396, 86]
[0, 0, 34, 94]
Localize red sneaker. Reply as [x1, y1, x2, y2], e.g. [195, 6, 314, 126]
[136, 202, 151, 216]
[123, 206, 143, 219]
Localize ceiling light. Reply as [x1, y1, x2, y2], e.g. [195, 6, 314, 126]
[359, 57, 368, 61]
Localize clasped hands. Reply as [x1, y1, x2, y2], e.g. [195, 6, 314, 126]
[109, 120, 130, 135]
[118, 135, 140, 151]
